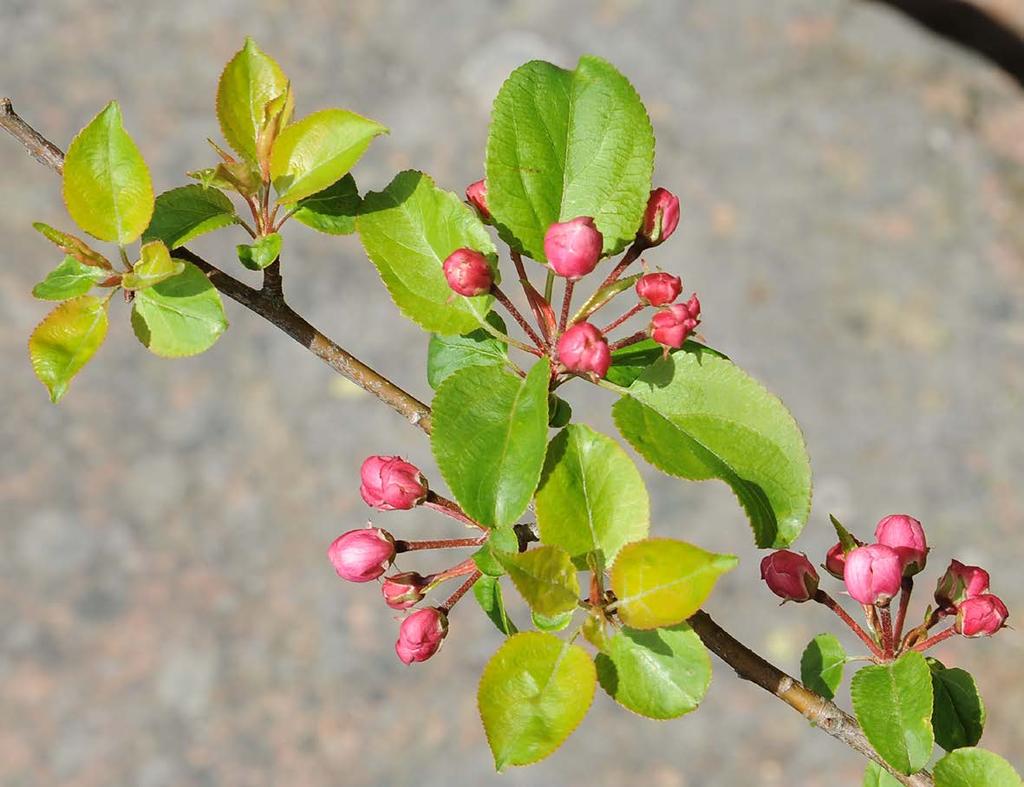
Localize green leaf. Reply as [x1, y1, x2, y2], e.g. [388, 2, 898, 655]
[121, 241, 185, 291]
[270, 108, 386, 203]
[851, 651, 934, 775]
[29, 295, 109, 403]
[595, 623, 711, 720]
[612, 345, 812, 548]
[32, 256, 108, 301]
[216, 38, 289, 163]
[548, 395, 572, 428]
[32, 222, 112, 270]
[130, 261, 228, 357]
[426, 312, 508, 390]
[800, 633, 846, 700]
[62, 101, 154, 244]
[934, 748, 1022, 787]
[357, 170, 496, 335]
[291, 174, 361, 235]
[569, 273, 642, 325]
[605, 338, 726, 388]
[485, 56, 654, 261]
[863, 762, 904, 787]
[478, 632, 596, 770]
[142, 185, 237, 249]
[830, 513, 860, 553]
[532, 609, 574, 632]
[535, 424, 649, 565]
[431, 359, 550, 527]
[472, 525, 520, 576]
[929, 660, 986, 751]
[236, 232, 282, 271]
[609, 538, 738, 630]
[497, 545, 580, 618]
[473, 575, 518, 636]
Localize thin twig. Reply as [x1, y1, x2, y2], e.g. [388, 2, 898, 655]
[601, 302, 644, 335]
[559, 280, 574, 333]
[491, 284, 546, 350]
[814, 590, 886, 660]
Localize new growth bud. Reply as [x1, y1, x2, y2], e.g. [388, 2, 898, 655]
[760, 550, 819, 602]
[843, 544, 903, 605]
[636, 272, 682, 306]
[544, 217, 603, 280]
[556, 322, 611, 378]
[396, 607, 449, 664]
[328, 528, 396, 583]
[443, 248, 494, 297]
[874, 514, 928, 576]
[650, 295, 701, 349]
[639, 188, 680, 246]
[934, 559, 991, 612]
[465, 179, 490, 220]
[955, 594, 1009, 638]
[359, 456, 429, 511]
[382, 572, 430, 610]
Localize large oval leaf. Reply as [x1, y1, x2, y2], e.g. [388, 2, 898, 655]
[130, 261, 228, 357]
[426, 313, 508, 390]
[609, 538, 737, 630]
[357, 171, 496, 335]
[291, 174, 361, 235]
[800, 633, 846, 701]
[29, 295, 109, 403]
[929, 660, 986, 752]
[496, 545, 580, 617]
[933, 748, 1021, 787]
[431, 359, 549, 527]
[270, 108, 386, 203]
[851, 651, 934, 775]
[612, 346, 811, 548]
[63, 102, 153, 244]
[143, 185, 237, 249]
[595, 623, 711, 719]
[535, 424, 649, 565]
[478, 632, 596, 770]
[216, 38, 289, 164]
[485, 56, 654, 261]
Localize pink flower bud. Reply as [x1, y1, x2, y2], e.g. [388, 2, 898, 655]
[465, 179, 490, 220]
[934, 559, 991, 612]
[636, 272, 682, 306]
[395, 607, 449, 664]
[544, 217, 603, 280]
[640, 188, 681, 246]
[327, 527, 396, 583]
[556, 322, 611, 378]
[955, 594, 1008, 638]
[824, 542, 848, 580]
[359, 456, 429, 511]
[760, 550, 819, 602]
[442, 248, 494, 297]
[874, 514, 928, 575]
[381, 571, 430, 610]
[843, 544, 904, 605]
[650, 295, 701, 349]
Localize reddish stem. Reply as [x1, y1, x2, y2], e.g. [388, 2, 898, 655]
[395, 536, 487, 553]
[608, 329, 650, 352]
[893, 577, 913, 649]
[430, 557, 479, 584]
[878, 605, 895, 659]
[559, 280, 575, 333]
[597, 242, 646, 290]
[439, 570, 483, 613]
[814, 590, 885, 660]
[601, 302, 645, 335]
[491, 285, 546, 351]
[912, 626, 956, 653]
[424, 492, 486, 530]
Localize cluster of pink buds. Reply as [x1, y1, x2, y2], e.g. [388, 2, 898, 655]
[328, 456, 490, 665]
[760, 513, 1008, 662]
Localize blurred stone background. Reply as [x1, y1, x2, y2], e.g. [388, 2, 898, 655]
[2, 1, 1023, 784]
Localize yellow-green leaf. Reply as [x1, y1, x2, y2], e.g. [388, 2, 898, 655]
[216, 38, 289, 164]
[32, 222, 112, 270]
[130, 261, 228, 357]
[32, 256, 108, 301]
[497, 545, 580, 617]
[122, 241, 185, 291]
[29, 295, 109, 403]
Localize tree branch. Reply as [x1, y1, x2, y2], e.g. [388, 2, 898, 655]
[2, 98, 932, 786]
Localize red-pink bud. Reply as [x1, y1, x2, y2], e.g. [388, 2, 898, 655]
[824, 542, 848, 580]
[874, 514, 928, 576]
[760, 550, 819, 602]
[544, 217, 603, 280]
[443, 248, 494, 297]
[381, 571, 430, 610]
[327, 527, 396, 583]
[636, 272, 682, 306]
[934, 559, 991, 612]
[465, 179, 490, 220]
[359, 456, 429, 511]
[640, 188, 681, 246]
[556, 322, 611, 378]
[843, 544, 904, 605]
[955, 594, 1008, 638]
[650, 295, 701, 349]
[395, 607, 449, 664]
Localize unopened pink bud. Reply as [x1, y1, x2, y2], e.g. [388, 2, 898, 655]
[544, 217, 603, 280]
[636, 272, 682, 306]
[874, 514, 928, 576]
[824, 542, 848, 580]
[650, 295, 701, 349]
[359, 455, 429, 511]
[465, 179, 490, 220]
[556, 322, 611, 378]
[327, 527, 396, 583]
[382, 571, 430, 610]
[395, 607, 448, 664]
[955, 594, 1008, 638]
[843, 544, 903, 605]
[443, 248, 494, 297]
[935, 559, 990, 612]
[760, 550, 819, 602]
[640, 188, 680, 246]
